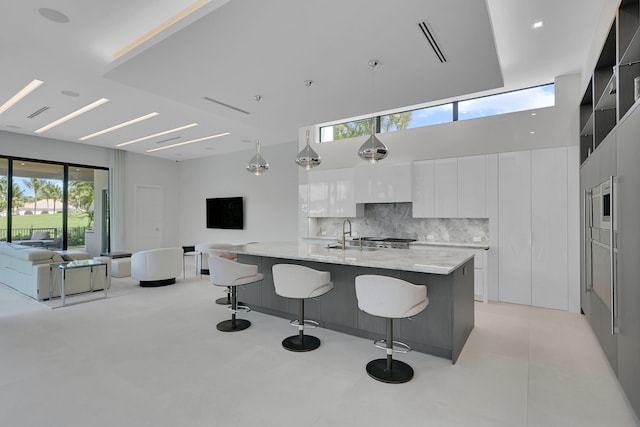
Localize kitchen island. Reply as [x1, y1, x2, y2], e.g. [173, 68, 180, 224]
[215, 241, 474, 363]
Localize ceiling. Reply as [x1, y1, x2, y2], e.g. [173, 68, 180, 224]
[0, 0, 607, 161]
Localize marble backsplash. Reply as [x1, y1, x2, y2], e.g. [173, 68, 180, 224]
[315, 203, 489, 244]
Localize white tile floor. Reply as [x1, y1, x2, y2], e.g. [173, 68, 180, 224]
[0, 269, 638, 427]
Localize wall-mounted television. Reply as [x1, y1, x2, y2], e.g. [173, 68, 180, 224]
[206, 197, 244, 229]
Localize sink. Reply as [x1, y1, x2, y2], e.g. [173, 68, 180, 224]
[326, 244, 377, 252]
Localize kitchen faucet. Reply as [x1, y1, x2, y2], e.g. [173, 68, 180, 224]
[341, 219, 352, 248]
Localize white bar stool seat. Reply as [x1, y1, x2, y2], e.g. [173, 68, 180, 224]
[208, 255, 263, 332]
[355, 274, 429, 383]
[272, 264, 333, 352]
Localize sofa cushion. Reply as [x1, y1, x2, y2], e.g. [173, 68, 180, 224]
[13, 248, 54, 262]
[55, 250, 91, 261]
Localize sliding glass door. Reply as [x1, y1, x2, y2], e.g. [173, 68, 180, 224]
[0, 156, 109, 252]
[11, 161, 64, 248]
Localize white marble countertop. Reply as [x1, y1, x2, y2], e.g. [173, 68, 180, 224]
[215, 241, 474, 275]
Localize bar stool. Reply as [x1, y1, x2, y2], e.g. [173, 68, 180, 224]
[355, 275, 429, 384]
[208, 248, 239, 305]
[208, 255, 263, 332]
[272, 264, 333, 352]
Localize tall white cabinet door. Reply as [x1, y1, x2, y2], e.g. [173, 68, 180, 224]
[498, 150, 532, 305]
[434, 158, 458, 217]
[336, 168, 361, 217]
[412, 160, 435, 217]
[458, 154, 487, 218]
[531, 147, 568, 310]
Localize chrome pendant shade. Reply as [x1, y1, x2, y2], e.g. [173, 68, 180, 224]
[246, 95, 269, 175]
[246, 139, 269, 175]
[296, 80, 321, 170]
[358, 131, 388, 164]
[358, 59, 388, 163]
[296, 129, 321, 170]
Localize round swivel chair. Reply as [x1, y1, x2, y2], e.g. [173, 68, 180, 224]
[208, 255, 263, 332]
[272, 264, 333, 352]
[355, 275, 429, 384]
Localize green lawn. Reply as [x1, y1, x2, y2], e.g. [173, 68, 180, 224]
[9, 212, 90, 229]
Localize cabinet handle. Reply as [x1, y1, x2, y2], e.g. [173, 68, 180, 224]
[609, 176, 618, 335]
[584, 190, 592, 293]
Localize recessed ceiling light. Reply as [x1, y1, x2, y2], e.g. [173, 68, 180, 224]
[0, 79, 43, 114]
[532, 21, 543, 29]
[531, 112, 537, 116]
[115, 123, 198, 147]
[79, 112, 159, 141]
[35, 98, 109, 133]
[113, 0, 211, 59]
[61, 90, 80, 97]
[38, 8, 69, 24]
[530, 131, 536, 134]
[147, 132, 230, 152]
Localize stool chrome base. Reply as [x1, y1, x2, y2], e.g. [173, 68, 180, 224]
[217, 319, 251, 332]
[282, 334, 320, 352]
[366, 358, 414, 384]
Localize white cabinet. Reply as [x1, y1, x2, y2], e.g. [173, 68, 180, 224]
[498, 150, 532, 305]
[458, 155, 487, 217]
[412, 160, 435, 217]
[413, 155, 488, 218]
[434, 158, 458, 217]
[531, 147, 568, 310]
[498, 147, 570, 310]
[354, 163, 412, 203]
[308, 168, 362, 218]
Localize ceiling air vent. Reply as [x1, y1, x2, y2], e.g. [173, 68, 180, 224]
[27, 106, 50, 119]
[418, 21, 447, 63]
[203, 97, 251, 114]
[155, 136, 181, 144]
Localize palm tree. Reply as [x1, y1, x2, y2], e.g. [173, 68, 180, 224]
[24, 177, 45, 214]
[41, 182, 62, 213]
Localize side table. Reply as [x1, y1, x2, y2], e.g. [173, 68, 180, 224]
[49, 259, 109, 307]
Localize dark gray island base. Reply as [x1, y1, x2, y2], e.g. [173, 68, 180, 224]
[234, 253, 474, 364]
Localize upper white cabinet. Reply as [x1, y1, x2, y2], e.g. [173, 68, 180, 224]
[354, 163, 412, 204]
[412, 160, 435, 217]
[308, 168, 362, 217]
[458, 155, 487, 218]
[434, 158, 458, 217]
[413, 154, 489, 218]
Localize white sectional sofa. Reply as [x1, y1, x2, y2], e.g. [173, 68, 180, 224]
[0, 242, 111, 301]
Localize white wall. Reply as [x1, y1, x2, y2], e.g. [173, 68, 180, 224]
[177, 141, 299, 246]
[122, 152, 181, 252]
[0, 131, 109, 167]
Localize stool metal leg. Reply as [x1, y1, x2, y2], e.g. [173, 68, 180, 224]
[282, 299, 321, 352]
[216, 286, 251, 332]
[215, 286, 245, 306]
[365, 318, 414, 384]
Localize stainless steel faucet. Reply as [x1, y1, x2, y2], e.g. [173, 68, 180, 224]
[341, 219, 352, 248]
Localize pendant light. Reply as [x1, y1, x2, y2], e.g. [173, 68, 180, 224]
[246, 95, 269, 175]
[295, 80, 321, 170]
[358, 59, 388, 163]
